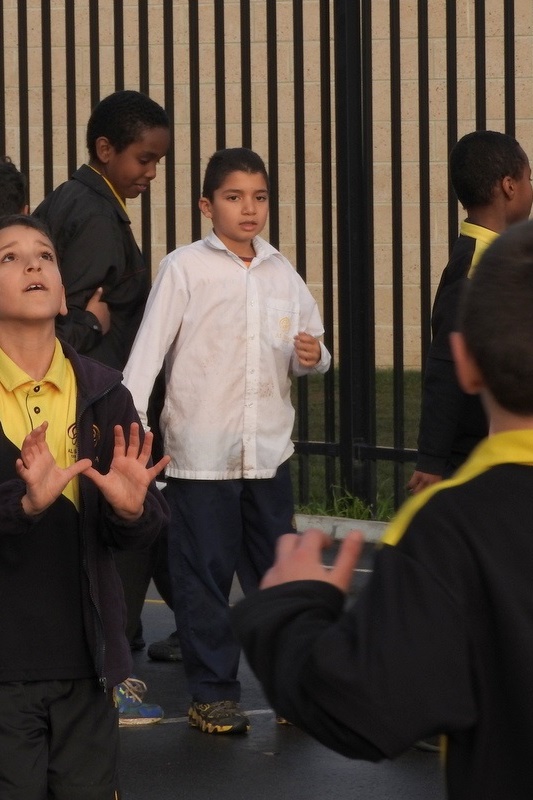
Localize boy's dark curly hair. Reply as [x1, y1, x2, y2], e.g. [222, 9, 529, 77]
[86, 90, 169, 160]
[450, 130, 528, 209]
[0, 157, 27, 215]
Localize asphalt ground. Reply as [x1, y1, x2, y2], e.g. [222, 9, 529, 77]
[119, 543, 446, 799]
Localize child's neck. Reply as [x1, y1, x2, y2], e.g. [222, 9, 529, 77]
[0, 326, 56, 381]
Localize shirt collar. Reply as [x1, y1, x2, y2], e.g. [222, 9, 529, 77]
[0, 339, 67, 392]
[204, 229, 279, 263]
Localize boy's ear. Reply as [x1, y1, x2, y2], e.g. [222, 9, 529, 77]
[58, 286, 68, 317]
[450, 331, 485, 395]
[94, 136, 113, 164]
[501, 174, 516, 201]
[198, 196, 213, 219]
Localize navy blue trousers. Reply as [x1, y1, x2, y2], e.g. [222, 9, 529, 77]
[165, 460, 295, 703]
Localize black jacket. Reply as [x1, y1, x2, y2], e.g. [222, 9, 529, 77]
[33, 165, 149, 370]
[0, 341, 169, 688]
[233, 431, 533, 798]
[416, 229, 488, 475]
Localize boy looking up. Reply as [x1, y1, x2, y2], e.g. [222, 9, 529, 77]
[124, 147, 331, 734]
[34, 90, 171, 723]
[408, 130, 532, 494]
[0, 215, 169, 798]
[233, 218, 533, 799]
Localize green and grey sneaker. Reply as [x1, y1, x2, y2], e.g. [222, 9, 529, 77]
[188, 700, 250, 734]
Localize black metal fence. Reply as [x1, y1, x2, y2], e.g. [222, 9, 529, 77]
[0, 1, 527, 514]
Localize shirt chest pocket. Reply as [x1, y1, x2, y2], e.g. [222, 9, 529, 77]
[266, 299, 299, 350]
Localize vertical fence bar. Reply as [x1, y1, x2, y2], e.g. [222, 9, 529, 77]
[41, 0, 54, 197]
[266, 0, 279, 247]
[113, 0, 125, 90]
[89, 0, 100, 108]
[418, 0, 432, 366]
[292, 0, 310, 502]
[503, 0, 515, 135]
[389, 0, 407, 507]
[189, 0, 202, 241]
[214, 0, 226, 149]
[0, 4, 5, 155]
[240, 0, 253, 149]
[65, 0, 77, 174]
[474, 0, 486, 129]
[163, 0, 177, 253]
[335, 0, 376, 505]
[138, 0, 152, 267]
[360, 0, 376, 508]
[319, 0, 337, 503]
[16, 0, 30, 186]
[446, 0, 458, 252]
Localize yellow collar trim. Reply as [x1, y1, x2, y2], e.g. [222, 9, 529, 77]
[460, 220, 499, 276]
[382, 430, 533, 546]
[88, 164, 128, 215]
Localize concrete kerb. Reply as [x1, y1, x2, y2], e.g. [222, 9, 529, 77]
[294, 514, 387, 544]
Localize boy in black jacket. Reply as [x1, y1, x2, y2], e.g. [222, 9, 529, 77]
[0, 215, 169, 799]
[233, 219, 533, 799]
[407, 130, 532, 494]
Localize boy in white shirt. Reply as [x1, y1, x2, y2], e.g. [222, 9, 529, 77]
[124, 147, 331, 734]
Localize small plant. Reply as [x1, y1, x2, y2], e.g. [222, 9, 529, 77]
[296, 486, 395, 522]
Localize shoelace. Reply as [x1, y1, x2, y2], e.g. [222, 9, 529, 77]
[119, 677, 148, 702]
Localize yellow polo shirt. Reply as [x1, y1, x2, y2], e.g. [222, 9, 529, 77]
[0, 339, 79, 507]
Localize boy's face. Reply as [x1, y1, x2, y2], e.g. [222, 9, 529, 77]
[0, 224, 67, 323]
[96, 126, 170, 201]
[198, 170, 269, 253]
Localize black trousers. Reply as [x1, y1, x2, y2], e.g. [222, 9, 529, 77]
[0, 678, 119, 800]
[166, 460, 295, 702]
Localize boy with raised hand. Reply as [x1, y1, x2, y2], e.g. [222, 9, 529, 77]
[233, 218, 533, 799]
[408, 130, 533, 495]
[0, 214, 169, 799]
[124, 147, 331, 734]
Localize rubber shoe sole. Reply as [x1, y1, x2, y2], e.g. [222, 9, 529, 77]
[188, 702, 250, 734]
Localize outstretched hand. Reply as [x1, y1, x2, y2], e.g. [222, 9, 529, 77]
[82, 423, 170, 521]
[260, 528, 364, 593]
[17, 421, 93, 516]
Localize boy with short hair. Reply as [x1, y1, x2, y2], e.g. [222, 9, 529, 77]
[33, 89, 170, 370]
[233, 218, 533, 799]
[0, 214, 169, 799]
[408, 130, 532, 494]
[124, 147, 331, 734]
[0, 155, 29, 215]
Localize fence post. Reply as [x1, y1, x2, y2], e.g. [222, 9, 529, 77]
[334, 0, 376, 508]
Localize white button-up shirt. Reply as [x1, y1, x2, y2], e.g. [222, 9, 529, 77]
[123, 231, 331, 479]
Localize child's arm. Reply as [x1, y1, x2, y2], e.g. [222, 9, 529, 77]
[17, 422, 93, 516]
[82, 423, 170, 521]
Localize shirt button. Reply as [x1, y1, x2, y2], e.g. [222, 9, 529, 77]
[34, 407, 41, 414]
[34, 385, 41, 393]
